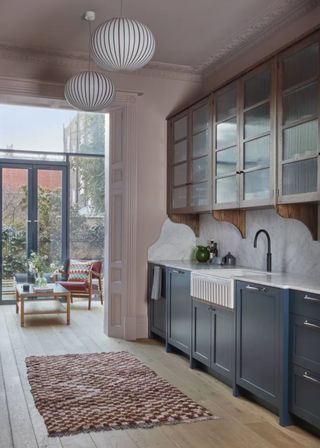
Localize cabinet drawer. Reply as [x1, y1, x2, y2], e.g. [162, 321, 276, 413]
[291, 365, 320, 430]
[291, 315, 320, 374]
[290, 290, 320, 321]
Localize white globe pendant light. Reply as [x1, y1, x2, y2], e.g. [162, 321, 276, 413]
[64, 71, 114, 112]
[91, 2, 155, 71]
[64, 11, 115, 112]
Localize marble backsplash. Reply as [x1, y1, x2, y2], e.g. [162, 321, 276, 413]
[149, 209, 320, 278]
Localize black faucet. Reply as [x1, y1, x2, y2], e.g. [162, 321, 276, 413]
[253, 229, 272, 273]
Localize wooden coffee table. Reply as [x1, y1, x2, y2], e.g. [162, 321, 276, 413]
[15, 283, 71, 327]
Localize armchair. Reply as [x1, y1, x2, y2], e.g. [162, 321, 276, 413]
[56, 260, 103, 310]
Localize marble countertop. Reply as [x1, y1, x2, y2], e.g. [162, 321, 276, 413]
[148, 260, 320, 295]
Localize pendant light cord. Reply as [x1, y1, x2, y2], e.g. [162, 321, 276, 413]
[120, 0, 123, 17]
[88, 20, 92, 72]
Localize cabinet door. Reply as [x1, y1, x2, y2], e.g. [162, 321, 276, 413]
[190, 98, 212, 212]
[167, 269, 191, 354]
[278, 35, 320, 204]
[148, 264, 166, 339]
[211, 307, 234, 380]
[192, 299, 211, 366]
[169, 112, 190, 213]
[236, 282, 281, 407]
[240, 63, 275, 207]
[214, 83, 240, 209]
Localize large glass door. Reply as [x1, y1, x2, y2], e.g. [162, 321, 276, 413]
[0, 162, 67, 303]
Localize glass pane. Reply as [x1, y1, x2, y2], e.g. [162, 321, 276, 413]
[216, 146, 237, 176]
[193, 104, 209, 133]
[192, 156, 209, 183]
[69, 156, 105, 259]
[283, 158, 317, 195]
[216, 176, 237, 204]
[245, 69, 271, 108]
[216, 117, 237, 149]
[283, 43, 319, 90]
[244, 136, 270, 169]
[37, 170, 63, 268]
[174, 116, 188, 141]
[1, 168, 28, 301]
[216, 85, 237, 121]
[191, 182, 209, 208]
[283, 120, 318, 161]
[172, 186, 187, 209]
[0, 105, 108, 155]
[173, 163, 187, 186]
[283, 83, 318, 125]
[244, 169, 270, 201]
[193, 130, 209, 158]
[174, 140, 187, 163]
[244, 103, 270, 139]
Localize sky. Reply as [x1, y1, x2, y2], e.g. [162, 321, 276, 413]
[0, 104, 108, 153]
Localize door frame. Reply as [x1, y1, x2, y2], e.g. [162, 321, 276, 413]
[0, 159, 68, 304]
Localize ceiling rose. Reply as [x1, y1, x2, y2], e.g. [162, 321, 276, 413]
[91, 16, 156, 71]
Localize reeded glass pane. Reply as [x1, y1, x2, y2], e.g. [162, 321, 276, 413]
[0, 105, 108, 155]
[283, 83, 318, 125]
[216, 146, 237, 176]
[216, 176, 237, 203]
[245, 69, 271, 108]
[216, 85, 237, 122]
[244, 136, 270, 169]
[192, 156, 209, 183]
[174, 140, 187, 163]
[283, 120, 318, 161]
[193, 129, 208, 158]
[193, 104, 209, 133]
[244, 103, 270, 139]
[216, 117, 237, 149]
[174, 116, 188, 141]
[173, 163, 187, 186]
[283, 158, 317, 195]
[283, 43, 319, 90]
[191, 182, 209, 208]
[244, 168, 270, 201]
[173, 186, 187, 209]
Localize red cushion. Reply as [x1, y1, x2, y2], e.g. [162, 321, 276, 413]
[91, 261, 102, 278]
[58, 281, 88, 292]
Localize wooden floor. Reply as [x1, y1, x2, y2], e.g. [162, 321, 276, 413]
[0, 302, 319, 448]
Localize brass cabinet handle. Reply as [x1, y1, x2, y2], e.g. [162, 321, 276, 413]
[303, 372, 320, 385]
[303, 294, 320, 304]
[304, 320, 320, 330]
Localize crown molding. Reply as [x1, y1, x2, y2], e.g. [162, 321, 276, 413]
[0, 44, 202, 83]
[199, 0, 319, 77]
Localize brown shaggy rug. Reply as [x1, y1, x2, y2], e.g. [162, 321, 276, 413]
[26, 351, 216, 436]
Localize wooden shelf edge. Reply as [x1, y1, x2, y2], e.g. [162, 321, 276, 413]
[276, 203, 319, 241]
[212, 210, 246, 239]
[168, 213, 200, 237]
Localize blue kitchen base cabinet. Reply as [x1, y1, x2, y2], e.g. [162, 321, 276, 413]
[192, 298, 235, 385]
[236, 281, 291, 426]
[289, 289, 320, 432]
[148, 263, 167, 340]
[166, 268, 191, 356]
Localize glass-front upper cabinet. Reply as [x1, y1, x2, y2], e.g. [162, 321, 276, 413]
[168, 96, 212, 214]
[278, 34, 320, 203]
[213, 64, 275, 209]
[240, 63, 276, 207]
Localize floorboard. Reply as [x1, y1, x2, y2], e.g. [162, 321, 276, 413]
[0, 302, 319, 448]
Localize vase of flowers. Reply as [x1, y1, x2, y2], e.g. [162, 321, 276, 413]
[28, 252, 48, 287]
